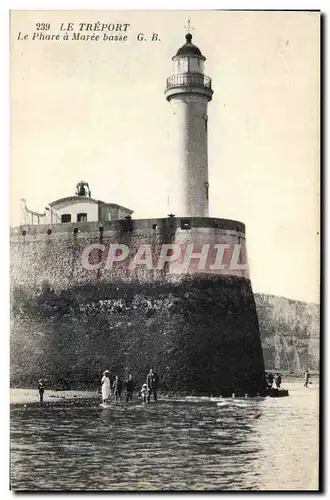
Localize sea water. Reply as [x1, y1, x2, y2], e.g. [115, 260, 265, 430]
[10, 381, 319, 491]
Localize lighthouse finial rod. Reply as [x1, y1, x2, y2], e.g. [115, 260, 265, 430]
[184, 18, 194, 40]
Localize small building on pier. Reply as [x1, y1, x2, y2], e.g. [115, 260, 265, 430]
[20, 181, 134, 226]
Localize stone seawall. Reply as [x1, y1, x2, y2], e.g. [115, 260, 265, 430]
[10, 219, 266, 396]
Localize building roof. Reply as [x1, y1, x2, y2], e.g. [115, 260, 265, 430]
[174, 33, 205, 59]
[49, 196, 100, 207]
[49, 196, 133, 213]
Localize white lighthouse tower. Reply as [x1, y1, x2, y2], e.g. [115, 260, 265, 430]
[165, 31, 213, 218]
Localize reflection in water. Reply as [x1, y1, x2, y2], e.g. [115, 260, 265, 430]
[10, 384, 318, 491]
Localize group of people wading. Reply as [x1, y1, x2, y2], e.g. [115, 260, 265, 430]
[101, 368, 159, 404]
[36, 367, 313, 404]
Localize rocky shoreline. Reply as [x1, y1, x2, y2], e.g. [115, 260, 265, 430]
[10, 389, 99, 406]
[10, 388, 190, 407]
[10, 386, 296, 408]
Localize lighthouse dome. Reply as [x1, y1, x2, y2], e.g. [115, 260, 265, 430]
[174, 33, 205, 59]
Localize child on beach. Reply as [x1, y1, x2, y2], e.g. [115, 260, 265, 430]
[141, 383, 149, 403]
[112, 375, 122, 402]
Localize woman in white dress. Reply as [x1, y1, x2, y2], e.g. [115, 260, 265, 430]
[101, 370, 111, 403]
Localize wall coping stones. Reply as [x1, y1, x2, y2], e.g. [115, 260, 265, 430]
[10, 217, 246, 237]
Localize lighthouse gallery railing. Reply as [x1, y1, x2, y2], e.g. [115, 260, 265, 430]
[166, 73, 212, 90]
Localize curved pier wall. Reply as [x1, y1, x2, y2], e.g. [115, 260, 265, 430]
[10, 218, 266, 395]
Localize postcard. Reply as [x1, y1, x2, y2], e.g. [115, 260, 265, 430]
[10, 10, 320, 491]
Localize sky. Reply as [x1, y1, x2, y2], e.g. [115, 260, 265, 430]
[10, 10, 320, 303]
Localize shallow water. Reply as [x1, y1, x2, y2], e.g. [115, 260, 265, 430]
[10, 382, 319, 491]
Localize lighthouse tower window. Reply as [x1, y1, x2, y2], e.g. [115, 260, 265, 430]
[203, 114, 208, 132]
[77, 213, 87, 222]
[204, 182, 209, 202]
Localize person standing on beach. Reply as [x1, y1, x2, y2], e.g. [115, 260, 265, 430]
[147, 368, 159, 403]
[126, 374, 135, 402]
[113, 375, 122, 402]
[271, 376, 279, 396]
[101, 370, 111, 403]
[275, 373, 282, 389]
[38, 378, 45, 404]
[267, 372, 274, 392]
[304, 369, 311, 388]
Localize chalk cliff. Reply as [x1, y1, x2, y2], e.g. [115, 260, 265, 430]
[255, 293, 320, 372]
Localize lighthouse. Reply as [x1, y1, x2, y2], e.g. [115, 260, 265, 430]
[165, 31, 213, 218]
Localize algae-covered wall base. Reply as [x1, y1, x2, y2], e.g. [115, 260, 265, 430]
[11, 275, 265, 395]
